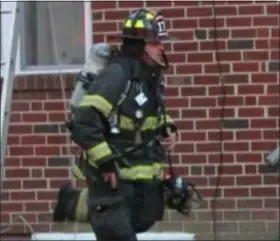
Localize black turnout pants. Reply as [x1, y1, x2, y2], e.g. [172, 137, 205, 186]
[86, 168, 165, 241]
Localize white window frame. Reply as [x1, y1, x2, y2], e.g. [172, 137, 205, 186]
[15, 1, 92, 76]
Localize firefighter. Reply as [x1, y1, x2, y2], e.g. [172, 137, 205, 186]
[54, 9, 179, 241]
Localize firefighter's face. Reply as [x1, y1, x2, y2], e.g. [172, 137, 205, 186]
[144, 41, 166, 67]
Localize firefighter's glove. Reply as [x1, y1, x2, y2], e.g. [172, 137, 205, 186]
[163, 175, 204, 216]
[98, 160, 118, 189]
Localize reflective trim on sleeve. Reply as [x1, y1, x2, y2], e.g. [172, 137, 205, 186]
[87, 142, 112, 166]
[78, 94, 113, 117]
[159, 114, 174, 125]
[120, 115, 135, 130]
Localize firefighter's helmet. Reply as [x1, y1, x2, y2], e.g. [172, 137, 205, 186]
[122, 9, 172, 42]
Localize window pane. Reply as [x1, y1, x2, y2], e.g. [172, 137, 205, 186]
[22, 1, 85, 67]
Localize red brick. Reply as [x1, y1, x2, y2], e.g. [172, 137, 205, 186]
[259, 96, 279, 106]
[7, 136, 20, 145]
[188, 52, 214, 63]
[22, 113, 47, 122]
[46, 135, 67, 145]
[231, 29, 256, 38]
[199, 18, 225, 28]
[196, 120, 220, 130]
[208, 131, 234, 141]
[35, 146, 60, 156]
[224, 188, 249, 197]
[209, 177, 235, 186]
[94, 22, 118, 32]
[23, 180, 47, 189]
[251, 141, 277, 151]
[9, 125, 32, 134]
[243, 51, 269, 61]
[264, 198, 280, 208]
[21, 135, 46, 145]
[181, 109, 207, 118]
[91, 1, 116, 9]
[233, 63, 260, 72]
[25, 202, 49, 212]
[200, 40, 226, 50]
[174, 143, 194, 153]
[11, 102, 30, 112]
[251, 73, 278, 83]
[186, 7, 212, 17]
[172, 19, 198, 29]
[263, 175, 280, 185]
[252, 210, 278, 220]
[10, 191, 36, 201]
[253, 16, 279, 26]
[236, 153, 262, 163]
[37, 191, 57, 201]
[209, 108, 235, 118]
[176, 64, 202, 74]
[237, 199, 263, 209]
[236, 176, 262, 186]
[162, 8, 185, 18]
[180, 131, 206, 141]
[238, 5, 264, 15]
[215, 6, 237, 16]
[44, 168, 69, 178]
[104, 10, 129, 20]
[238, 107, 264, 117]
[174, 1, 199, 6]
[4, 157, 21, 167]
[226, 17, 252, 27]
[1, 203, 23, 212]
[118, 1, 144, 8]
[197, 143, 221, 152]
[181, 154, 207, 164]
[146, 1, 172, 7]
[251, 119, 277, 128]
[181, 86, 206, 96]
[251, 187, 277, 197]
[191, 97, 217, 107]
[9, 146, 34, 156]
[204, 63, 230, 73]
[2, 180, 21, 190]
[245, 164, 257, 174]
[49, 179, 74, 189]
[44, 102, 64, 111]
[5, 168, 30, 178]
[21, 157, 46, 167]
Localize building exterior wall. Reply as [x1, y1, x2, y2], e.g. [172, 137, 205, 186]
[1, 1, 279, 240]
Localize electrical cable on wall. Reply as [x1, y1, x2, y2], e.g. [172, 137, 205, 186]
[211, 1, 227, 240]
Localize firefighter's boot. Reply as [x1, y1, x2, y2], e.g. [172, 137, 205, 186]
[52, 183, 80, 222]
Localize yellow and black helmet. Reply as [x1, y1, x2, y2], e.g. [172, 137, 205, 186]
[122, 9, 172, 42]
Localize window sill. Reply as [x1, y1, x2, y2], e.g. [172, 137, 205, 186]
[16, 65, 83, 76]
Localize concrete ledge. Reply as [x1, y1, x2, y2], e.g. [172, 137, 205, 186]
[31, 232, 196, 240]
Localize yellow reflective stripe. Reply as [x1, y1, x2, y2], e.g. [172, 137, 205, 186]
[78, 94, 113, 117]
[72, 165, 86, 180]
[87, 142, 112, 165]
[135, 20, 144, 28]
[159, 114, 174, 125]
[140, 115, 174, 131]
[119, 163, 164, 180]
[140, 116, 157, 131]
[146, 12, 154, 20]
[120, 115, 134, 130]
[124, 19, 132, 28]
[75, 189, 89, 222]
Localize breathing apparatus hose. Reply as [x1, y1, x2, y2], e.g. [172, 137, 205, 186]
[211, 1, 227, 240]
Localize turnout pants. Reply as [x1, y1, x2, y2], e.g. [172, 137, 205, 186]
[86, 168, 165, 241]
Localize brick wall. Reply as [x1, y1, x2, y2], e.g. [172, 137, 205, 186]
[1, 1, 279, 240]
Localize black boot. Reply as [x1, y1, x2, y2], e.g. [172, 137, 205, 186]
[52, 183, 80, 222]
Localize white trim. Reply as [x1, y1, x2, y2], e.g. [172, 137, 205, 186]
[31, 232, 196, 240]
[15, 1, 92, 76]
